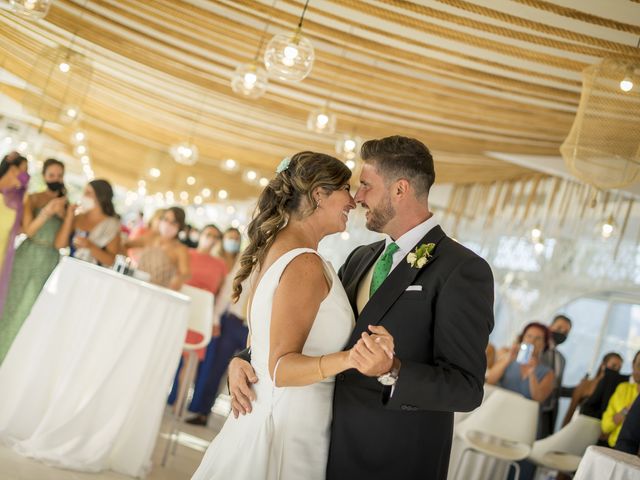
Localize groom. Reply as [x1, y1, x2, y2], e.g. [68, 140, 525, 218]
[229, 136, 494, 480]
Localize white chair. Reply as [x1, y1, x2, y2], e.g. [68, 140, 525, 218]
[161, 285, 214, 466]
[453, 387, 539, 480]
[528, 414, 602, 476]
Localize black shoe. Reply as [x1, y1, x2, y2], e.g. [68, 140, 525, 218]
[185, 414, 208, 426]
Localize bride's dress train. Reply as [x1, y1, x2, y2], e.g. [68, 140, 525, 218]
[192, 248, 354, 480]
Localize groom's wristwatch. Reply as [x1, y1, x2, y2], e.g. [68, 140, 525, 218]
[378, 357, 401, 386]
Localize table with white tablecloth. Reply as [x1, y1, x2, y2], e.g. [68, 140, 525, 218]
[0, 257, 190, 478]
[574, 446, 640, 480]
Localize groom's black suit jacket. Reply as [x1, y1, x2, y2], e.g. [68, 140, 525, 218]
[326, 225, 494, 480]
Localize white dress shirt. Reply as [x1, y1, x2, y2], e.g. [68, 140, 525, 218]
[386, 214, 440, 274]
[356, 215, 439, 314]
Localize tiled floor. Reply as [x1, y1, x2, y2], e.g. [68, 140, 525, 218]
[0, 412, 226, 480]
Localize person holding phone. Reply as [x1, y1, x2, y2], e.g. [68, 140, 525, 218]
[486, 322, 556, 403]
[0, 159, 67, 364]
[55, 179, 121, 267]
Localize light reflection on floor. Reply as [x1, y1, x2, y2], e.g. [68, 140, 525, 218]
[0, 409, 227, 480]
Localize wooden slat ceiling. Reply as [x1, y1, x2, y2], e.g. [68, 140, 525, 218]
[0, 0, 639, 199]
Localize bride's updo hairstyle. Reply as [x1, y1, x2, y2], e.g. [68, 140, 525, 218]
[232, 151, 351, 301]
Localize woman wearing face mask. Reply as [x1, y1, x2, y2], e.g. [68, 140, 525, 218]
[186, 224, 227, 296]
[0, 152, 30, 306]
[55, 179, 121, 266]
[124, 206, 190, 290]
[214, 227, 242, 272]
[0, 159, 67, 363]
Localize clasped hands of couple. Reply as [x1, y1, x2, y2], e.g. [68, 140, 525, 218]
[229, 325, 396, 418]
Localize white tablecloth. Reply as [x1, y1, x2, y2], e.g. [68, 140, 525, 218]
[574, 446, 640, 480]
[0, 257, 190, 477]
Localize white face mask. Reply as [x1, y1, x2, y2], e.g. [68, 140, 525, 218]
[223, 238, 241, 254]
[159, 219, 179, 239]
[79, 195, 95, 212]
[189, 232, 200, 243]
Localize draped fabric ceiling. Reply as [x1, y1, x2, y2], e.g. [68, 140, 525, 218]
[0, 0, 639, 199]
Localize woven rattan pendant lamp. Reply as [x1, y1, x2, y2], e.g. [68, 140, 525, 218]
[560, 50, 640, 190]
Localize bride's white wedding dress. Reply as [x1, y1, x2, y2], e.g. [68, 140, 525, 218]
[192, 248, 355, 480]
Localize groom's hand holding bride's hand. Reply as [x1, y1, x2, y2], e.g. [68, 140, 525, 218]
[349, 325, 395, 376]
[228, 358, 259, 418]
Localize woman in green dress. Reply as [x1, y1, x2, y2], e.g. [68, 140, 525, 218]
[0, 159, 67, 364]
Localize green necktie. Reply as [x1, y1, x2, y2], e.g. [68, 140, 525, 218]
[369, 242, 400, 297]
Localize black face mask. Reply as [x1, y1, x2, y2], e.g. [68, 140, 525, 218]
[551, 331, 567, 345]
[46, 181, 65, 193]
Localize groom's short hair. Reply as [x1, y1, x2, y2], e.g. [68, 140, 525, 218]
[360, 136, 435, 198]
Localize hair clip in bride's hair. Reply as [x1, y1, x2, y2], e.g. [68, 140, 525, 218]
[276, 157, 291, 174]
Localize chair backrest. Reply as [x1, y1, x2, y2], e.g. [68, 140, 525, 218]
[530, 414, 601, 459]
[180, 284, 214, 351]
[457, 387, 539, 447]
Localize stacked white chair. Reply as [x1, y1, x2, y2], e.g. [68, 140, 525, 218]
[162, 285, 214, 466]
[528, 414, 602, 476]
[453, 387, 539, 480]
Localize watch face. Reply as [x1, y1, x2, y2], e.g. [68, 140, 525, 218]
[378, 374, 396, 386]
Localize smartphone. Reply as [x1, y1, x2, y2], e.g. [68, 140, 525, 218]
[516, 343, 534, 365]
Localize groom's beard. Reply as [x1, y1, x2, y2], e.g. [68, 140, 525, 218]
[365, 195, 395, 233]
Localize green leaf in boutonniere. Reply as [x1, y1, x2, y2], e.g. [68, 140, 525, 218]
[406, 242, 436, 269]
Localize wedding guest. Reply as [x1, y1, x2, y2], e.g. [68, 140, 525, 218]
[124, 206, 190, 290]
[540, 314, 572, 436]
[55, 179, 121, 266]
[0, 152, 29, 307]
[186, 224, 227, 296]
[181, 224, 198, 248]
[215, 227, 241, 271]
[0, 159, 67, 364]
[128, 208, 165, 262]
[486, 322, 555, 403]
[562, 352, 623, 426]
[602, 350, 640, 447]
[188, 226, 201, 248]
[615, 395, 640, 455]
[186, 260, 249, 426]
[203, 224, 223, 254]
[130, 208, 165, 240]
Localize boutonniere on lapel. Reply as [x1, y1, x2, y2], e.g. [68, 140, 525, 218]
[406, 243, 436, 269]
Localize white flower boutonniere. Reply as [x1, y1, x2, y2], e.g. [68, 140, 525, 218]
[406, 243, 436, 269]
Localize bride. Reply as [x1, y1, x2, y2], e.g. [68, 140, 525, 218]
[192, 151, 391, 480]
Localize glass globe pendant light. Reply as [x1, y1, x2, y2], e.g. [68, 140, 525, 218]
[231, 62, 268, 99]
[9, 0, 52, 20]
[307, 105, 336, 134]
[264, 0, 314, 82]
[335, 134, 361, 160]
[231, 13, 272, 99]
